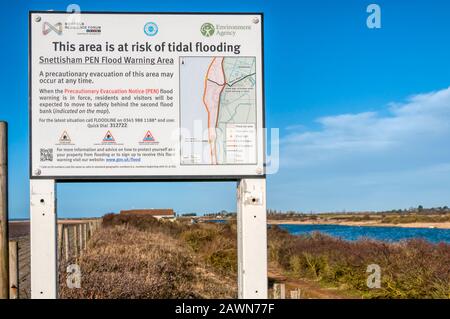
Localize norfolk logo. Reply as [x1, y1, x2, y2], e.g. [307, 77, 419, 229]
[200, 23, 215, 37]
[42, 22, 63, 35]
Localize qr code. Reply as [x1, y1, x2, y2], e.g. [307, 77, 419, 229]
[40, 148, 53, 162]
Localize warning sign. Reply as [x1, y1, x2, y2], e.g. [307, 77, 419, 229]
[30, 12, 265, 179]
[58, 131, 71, 144]
[102, 131, 115, 143]
[143, 131, 155, 142]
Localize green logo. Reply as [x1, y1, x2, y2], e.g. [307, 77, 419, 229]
[200, 23, 215, 37]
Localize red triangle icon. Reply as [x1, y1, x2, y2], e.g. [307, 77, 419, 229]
[103, 130, 115, 142]
[143, 130, 155, 142]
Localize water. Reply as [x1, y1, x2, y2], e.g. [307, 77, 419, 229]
[277, 224, 450, 244]
[208, 219, 227, 224]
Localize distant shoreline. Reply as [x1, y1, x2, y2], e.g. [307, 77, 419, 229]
[11, 218, 450, 230]
[268, 219, 450, 229]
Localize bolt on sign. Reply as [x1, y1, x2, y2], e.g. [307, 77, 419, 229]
[29, 12, 265, 180]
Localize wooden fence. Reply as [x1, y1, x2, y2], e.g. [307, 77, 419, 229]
[272, 283, 301, 299]
[4, 219, 102, 299]
[58, 220, 102, 264]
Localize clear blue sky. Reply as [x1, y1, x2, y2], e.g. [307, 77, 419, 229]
[1, 0, 450, 218]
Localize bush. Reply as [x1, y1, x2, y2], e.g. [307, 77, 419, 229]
[182, 228, 218, 252]
[60, 227, 198, 298]
[206, 249, 237, 274]
[268, 226, 450, 298]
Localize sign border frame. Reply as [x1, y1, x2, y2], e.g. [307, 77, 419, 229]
[29, 11, 266, 182]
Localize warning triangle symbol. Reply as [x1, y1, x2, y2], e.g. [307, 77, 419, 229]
[143, 130, 155, 142]
[103, 130, 115, 142]
[59, 131, 71, 143]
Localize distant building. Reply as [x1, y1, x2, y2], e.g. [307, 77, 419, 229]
[120, 209, 175, 220]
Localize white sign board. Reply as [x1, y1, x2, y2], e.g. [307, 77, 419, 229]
[30, 12, 265, 179]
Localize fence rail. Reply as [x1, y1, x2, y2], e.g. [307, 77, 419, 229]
[272, 283, 301, 299]
[59, 220, 102, 265]
[3, 219, 102, 299]
[8, 240, 18, 299]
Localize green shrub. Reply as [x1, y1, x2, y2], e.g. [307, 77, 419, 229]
[206, 249, 237, 275]
[268, 227, 450, 298]
[182, 228, 218, 252]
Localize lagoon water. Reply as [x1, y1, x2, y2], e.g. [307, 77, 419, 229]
[277, 224, 450, 244]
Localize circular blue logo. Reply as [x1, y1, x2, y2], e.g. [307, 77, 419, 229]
[144, 22, 158, 36]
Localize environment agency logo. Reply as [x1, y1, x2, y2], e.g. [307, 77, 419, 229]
[200, 22, 215, 37]
[144, 22, 158, 36]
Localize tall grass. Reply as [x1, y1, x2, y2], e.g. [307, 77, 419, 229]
[268, 226, 450, 298]
[59, 215, 237, 299]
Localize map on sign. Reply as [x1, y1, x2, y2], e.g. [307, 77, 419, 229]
[180, 56, 257, 165]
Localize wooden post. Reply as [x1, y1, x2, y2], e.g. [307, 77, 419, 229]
[273, 284, 279, 299]
[290, 288, 301, 299]
[0, 121, 8, 299]
[83, 223, 87, 249]
[8, 241, 18, 299]
[63, 225, 69, 263]
[273, 283, 285, 299]
[57, 223, 63, 264]
[73, 225, 78, 257]
[78, 224, 83, 254]
[88, 222, 92, 239]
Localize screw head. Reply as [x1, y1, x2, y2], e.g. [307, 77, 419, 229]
[252, 17, 260, 24]
[34, 168, 41, 176]
[256, 167, 263, 175]
[35, 16, 41, 22]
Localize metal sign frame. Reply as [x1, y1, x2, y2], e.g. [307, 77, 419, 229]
[29, 11, 266, 182]
[29, 11, 268, 300]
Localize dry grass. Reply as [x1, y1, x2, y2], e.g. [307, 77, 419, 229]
[59, 218, 237, 299]
[59, 214, 450, 299]
[269, 226, 450, 298]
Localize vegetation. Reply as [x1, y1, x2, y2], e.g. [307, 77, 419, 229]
[269, 226, 450, 298]
[380, 214, 450, 224]
[59, 214, 237, 299]
[60, 214, 450, 299]
[267, 206, 450, 225]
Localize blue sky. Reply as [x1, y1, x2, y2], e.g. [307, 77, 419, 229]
[1, 0, 450, 218]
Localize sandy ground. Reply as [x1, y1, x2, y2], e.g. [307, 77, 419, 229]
[268, 219, 450, 229]
[9, 221, 30, 238]
[268, 266, 356, 299]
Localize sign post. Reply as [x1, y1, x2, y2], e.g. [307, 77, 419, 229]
[30, 179, 57, 299]
[0, 121, 8, 299]
[237, 178, 267, 298]
[29, 11, 267, 299]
